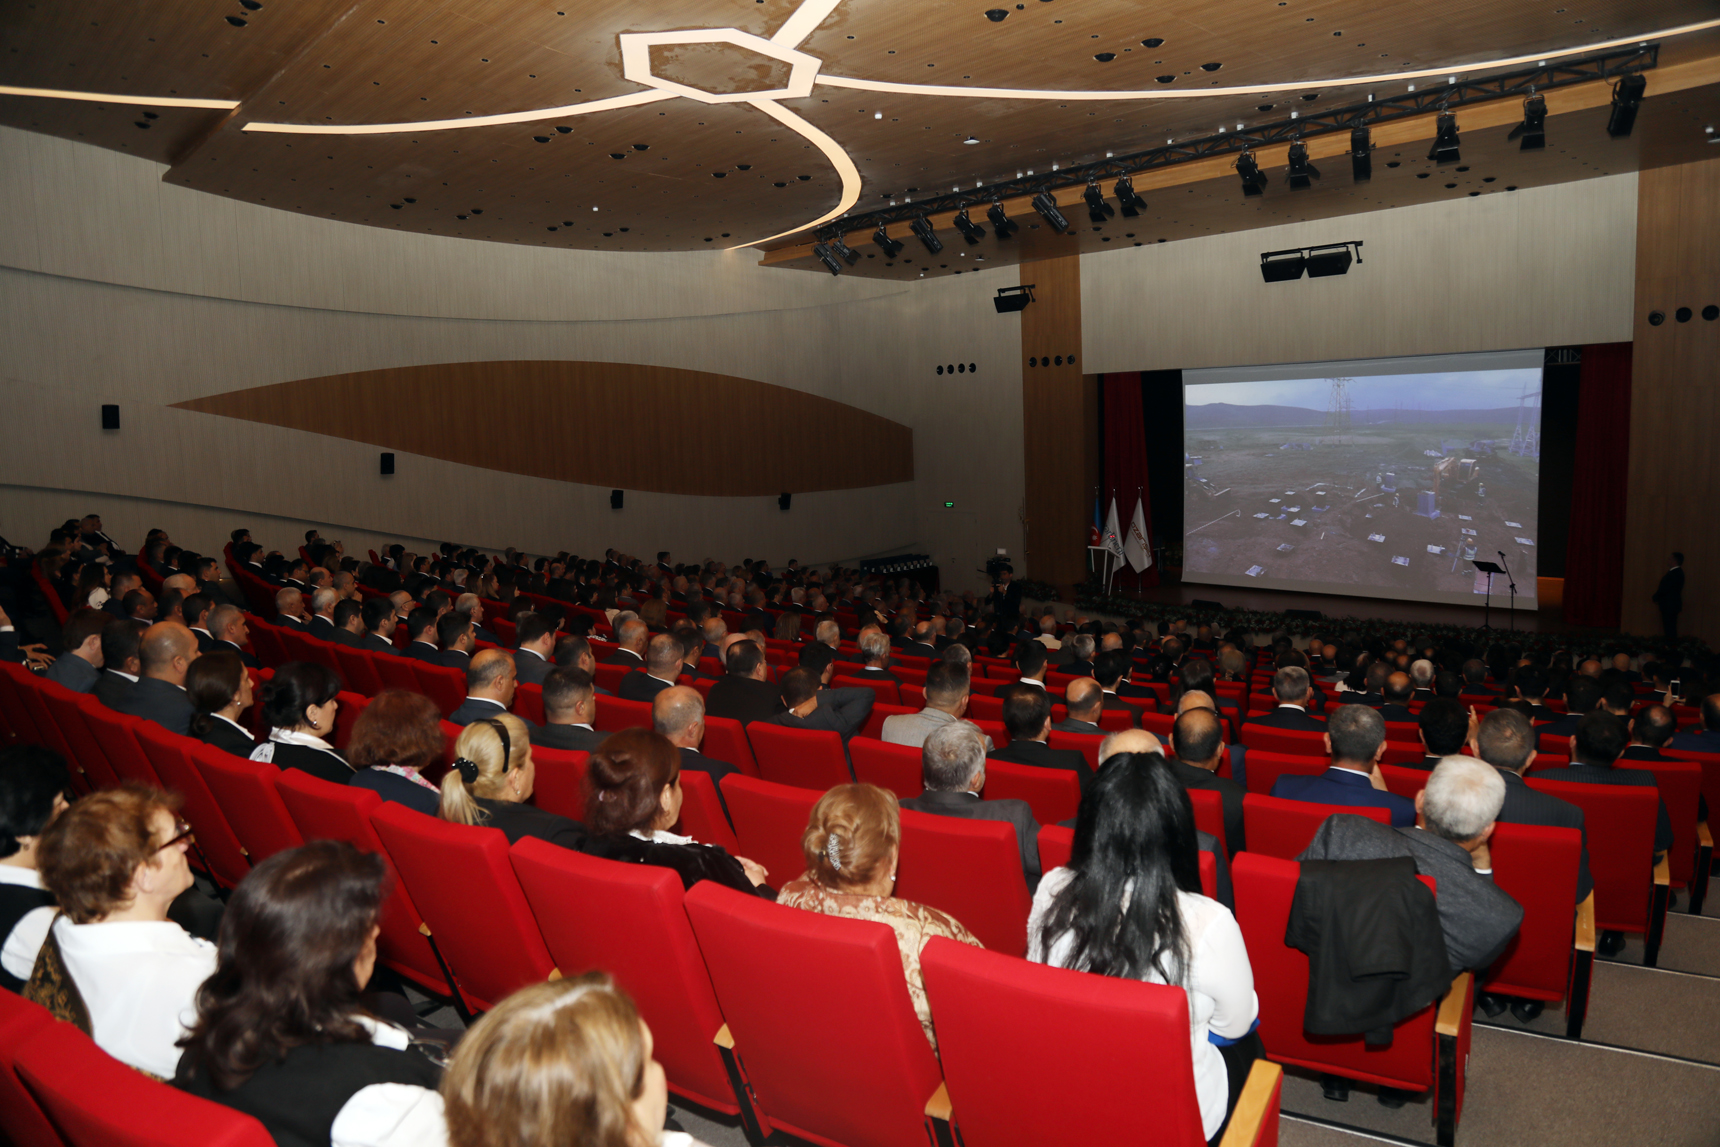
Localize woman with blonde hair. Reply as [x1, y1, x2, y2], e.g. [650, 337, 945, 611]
[777, 784, 980, 1050]
[439, 714, 584, 849]
[442, 973, 705, 1147]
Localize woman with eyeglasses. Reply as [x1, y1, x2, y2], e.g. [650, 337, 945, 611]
[34, 784, 216, 1079]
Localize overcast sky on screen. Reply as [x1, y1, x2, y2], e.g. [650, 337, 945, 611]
[1187, 368, 1542, 411]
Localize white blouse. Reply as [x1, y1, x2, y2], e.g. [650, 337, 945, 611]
[0, 865, 54, 982]
[52, 916, 218, 1079]
[329, 1017, 447, 1147]
[1027, 868, 1258, 1139]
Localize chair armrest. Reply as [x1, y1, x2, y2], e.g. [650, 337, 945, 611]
[1218, 1060, 1283, 1147]
[1435, 971, 1472, 1038]
[924, 1081, 952, 1122]
[1574, 892, 1595, 954]
[1700, 821, 1713, 850]
[713, 1023, 734, 1050]
[1654, 855, 1670, 886]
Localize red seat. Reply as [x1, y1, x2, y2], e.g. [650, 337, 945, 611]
[1238, 725, 1328, 757]
[1485, 822, 1593, 1039]
[899, 684, 926, 709]
[1232, 852, 1471, 1146]
[747, 723, 853, 790]
[282, 629, 341, 675]
[1617, 759, 1706, 897]
[13, 673, 74, 765]
[84, 709, 165, 789]
[1379, 742, 1429, 766]
[1185, 787, 1226, 854]
[684, 881, 951, 1147]
[674, 769, 739, 855]
[701, 715, 759, 777]
[1242, 794, 1390, 860]
[970, 718, 1009, 748]
[368, 801, 556, 1015]
[593, 662, 629, 695]
[273, 769, 453, 999]
[1034, 826, 1217, 899]
[593, 695, 653, 733]
[850, 736, 924, 800]
[15, 1019, 274, 1147]
[512, 682, 545, 725]
[330, 690, 369, 752]
[861, 703, 918, 741]
[897, 808, 1032, 956]
[1526, 777, 1669, 965]
[411, 662, 467, 718]
[187, 742, 304, 864]
[529, 746, 590, 823]
[1378, 763, 1432, 801]
[835, 675, 901, 707]
[1139, 710, 1175, 738]
[965, 694, 1003, 722]
[1383, 721, 1421, 741]
[921, 936, 1282, 1147]
[372, 653, 422, 694]
[721, 774, 819, 892]
[333, 645, 384, 697]
[131, 721, 252, 890]
[0, 991, 63, 1147]
[982, 758, 1080, 828]
[0, 662, 42, 748]
[1046, 731, 1102, 771]
[1239, 749, 1326, 796]
[41, 686, 122, 791]
[1097, 707, 1135, 732]
[509, 840, 748, 1119]
[246, 621, 289, 669]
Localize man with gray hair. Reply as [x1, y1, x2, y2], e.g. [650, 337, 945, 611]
[940, 643, 973, 670]
[273, 586, 309, 628]
[700, 616, 728, 661]
[1409, 659, 1436, 699]
[1299, 756, 1524, 976]
[901, 721, 1040, 886]
[1244, 666, 1327, 731]
[813, 618, 841, 650]
[852, 631, 901, 684]
[1061, 633, 1097, 677]
[882, 661, 991, 750]
[306, 587, 340, 641]
[604, 617, 648, 669]
[456, 592, 499, 644]
[653, 685, 739, 791]
[1272, 705, 1416, 826]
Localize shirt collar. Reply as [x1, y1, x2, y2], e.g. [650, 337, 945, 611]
[630, 829, 694, 845]
[109, 669, 139, 682]
[270, 727, 337, 751]
[211, 714, 255, 740]
[0, 866, 45, 889]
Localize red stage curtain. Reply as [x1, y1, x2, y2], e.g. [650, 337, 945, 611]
[1102, 373, 1158, 589]
[1562, 342, 1632, 628]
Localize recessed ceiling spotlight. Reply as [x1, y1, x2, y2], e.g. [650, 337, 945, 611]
[984, 8, 1008, 21]
[963, 135, 980, 144]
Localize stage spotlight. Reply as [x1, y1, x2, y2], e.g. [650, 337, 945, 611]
[811, 242, 843, 275]
[910, 214, 943, 254]
[1235, 150, 1267, 197]
[1114, 175, 1147, 216]
[993, 284, 1036, 313]
[1259, 249, 1306, 282]
[1427, 112, 1461, 164]
[872, 226, 904, 258]
[987, 200, 1020, 238]
[1607, 74, 1646, 138]
[828, 235, 861, 265]
[1083, 181, 1115, 223]
[1303, 243, 1357, 277]
[1031, 191, 1071, 232]
[1286, 141, 1321, 189]
[1350, 126, 1372, 182]
[953, 208, 988, 244]
[1508, 94, 1547, 150]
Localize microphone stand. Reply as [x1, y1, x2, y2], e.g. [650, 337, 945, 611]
[1497, 552, 1517, 632]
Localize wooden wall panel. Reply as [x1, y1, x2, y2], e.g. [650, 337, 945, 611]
[1621, 159, 1720, 644]
[173, 360, 913, 497]
[1019, 251, 1091, 586]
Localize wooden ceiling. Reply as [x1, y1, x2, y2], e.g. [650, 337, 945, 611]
[2, 0, 1718, 268]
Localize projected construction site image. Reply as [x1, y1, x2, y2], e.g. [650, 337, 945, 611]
[1182, 419, 1539, 600]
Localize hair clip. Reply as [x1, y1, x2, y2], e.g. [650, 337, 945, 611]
[825, 834, 842, 870]
[454, 757, 479, 784]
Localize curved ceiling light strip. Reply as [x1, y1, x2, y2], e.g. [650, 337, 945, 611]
[0, 84, 237, 110]
[241, 88, 675, 135]
[813, 16, 1720, 102]
[731, 98, 861, 249]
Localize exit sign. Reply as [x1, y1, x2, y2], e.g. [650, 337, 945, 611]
[943, 501, 955, 508]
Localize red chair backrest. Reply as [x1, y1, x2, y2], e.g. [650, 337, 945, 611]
[1664, 750, 1720, 844]
[895, 808, 1032, 956]
[187, 742, 304, 863]
[0, 662, 42, 747]
[921, 937, 1217, 1147]
[411, 663, 467, 718]
[43, 687, 122, 791]
[330, 690, 369, 752]
[246, 622, 288, 669]
[683, 881, 946, 1147]
[1034, 825, 1217, 899]
[1240, 725, 1328, 756]
[983, 758, 1081, 828]
[1240, 749, 1327, 795]
[528, 746, 590, 823]
[272, 769, 450, 997]
[593, 662, 628, 695]
[1617, 759, 1703, 890]
[971, 717, 1010, 747]
[1383, 721, 1420, 741]
[1525, 778, 1657, 933]
[15, 1020, 274, 1147]
[861, 703, 918, 741]
[367, 802, 555, 1013]
[593, 695, 653, 733]
[850, 737, 924, 800]
[13, 674, 73, 764]
[1185, 787, 1226, 853]
[1097, 707, 1136, 732]
[0, 991, 63, 1147]
[700, 715, 758, 777]
[1378, 763, 1431, 801]
[1046, 731, 1103, 771]
[1139, 710, 1175, 737]
[1484, 822, 1582, 1002]
[333, 646, 383, 697]
[371, 654, 421, 693]
[834, 676, 901, 707]
[1232, 852, 1438, 1092]
[1242, 794, 1390, 860]
[965, 694, 1004, 721]
[509, 840, 741, 1116]
[86, 710, 165, 789]
[674, 769, 739, 855]
[131, 721, 251, 890]
[1379, 741, 1428, 766]
[721, 774, 819, 892]
[747, 723, 852, 790]
[512, 682, 545, 725]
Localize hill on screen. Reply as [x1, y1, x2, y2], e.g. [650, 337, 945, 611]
[1185, 403, 1520, 428]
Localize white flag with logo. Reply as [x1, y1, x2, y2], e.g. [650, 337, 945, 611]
[1102, 498, 1126, 562]
[1124, 497, 1153, 573]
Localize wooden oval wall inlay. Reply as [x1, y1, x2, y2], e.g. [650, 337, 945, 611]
[172, 360, 913, 496]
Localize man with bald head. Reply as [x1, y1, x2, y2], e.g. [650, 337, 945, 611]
[1052, 678, 1105, 735]
[1170, 708, 1246, 856]
[604, 618, 649, 669]
[1377, 672, 1417, 724]
[653, 685, 738, 791]
[620, 633, 685, 703]
[449, 648, 526, 726]
[113, 621, 200, 735]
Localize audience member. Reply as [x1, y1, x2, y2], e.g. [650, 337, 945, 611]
[882, 661, 989, 749]
[450, 648, 521, 727]
[511, 611, 556, 686]
[43, 608, 107, 693]
[1376, 673, 1416, 723]
[0, 746, 71, 993]
[251, 661, 351, 785]
[988, 683, 1092, 789]
[402, 608, 441, 663]
[901, 721, 1039, 886]
[207, 604, 259, 668]
[441, 714, 583, 848]
[93, 617, 144, 710]
[618, 634, 684, 703]
[113, 621, 200, 736]
[1052, 678, 1105, 734]
[652, 686, 738, 788]
[764, 666, 873, 742]
[1245, 667, 1325, 730]
[1169, 708, 1245, 855]
[436, 612, 476, 670]
[704, 641, 785, 725]
[186, 651, 257, 757]
[346, 690, 447, 815]
[1415, 698, 1473, 769]
[1622, 704, 1676, 761]
[1271, 706, 1415, 826]
[531, 668, 606, 753]
[606, 619, 648, 668]
[1534, 711, 1674, 864]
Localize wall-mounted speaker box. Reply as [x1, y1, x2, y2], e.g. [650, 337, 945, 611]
[100, 404, 120, 430]
[610, 489, 624, 510]
[380, 452, 395, 475]
[779, 492, 792, 511]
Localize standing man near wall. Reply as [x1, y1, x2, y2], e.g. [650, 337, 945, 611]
[1653, 552, 1685, 642]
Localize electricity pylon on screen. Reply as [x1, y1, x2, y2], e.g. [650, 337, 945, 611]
[1325, 378, 1353, 445]
[1509, 380, 1542, 459]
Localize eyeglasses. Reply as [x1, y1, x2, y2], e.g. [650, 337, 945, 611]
[157, 820, 195, 852]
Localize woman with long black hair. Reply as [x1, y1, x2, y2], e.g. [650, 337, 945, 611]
[1027, 751, 1258, 1145]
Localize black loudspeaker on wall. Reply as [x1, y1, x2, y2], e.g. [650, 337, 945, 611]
[100, 404, 120, 430]
[778, 492, 792, 511]
[611, 490, 624, 510]
[380, 452, 395, 476]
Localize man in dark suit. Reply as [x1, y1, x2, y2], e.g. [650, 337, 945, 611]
[988, 683, 1093, 791]
[1051, 678, 1104, 735]
[511, 611, 556, 687]
[1504, 668, 1559, 722]
[184, 593, 218, 654]
[1245, 667, 1327, 731]
[102, 572, 142, 620]
[899, 621, 939, 661]
[1014, 641, 1050, 691]
[619, 634, 684, 703]
[401, 607, 441, 663]
[44, 608, 107, 694]
[1653, 552, 1684, 641]
[704, 640, 787, 726]
[850, 632, 902, 684]
[604, 617, 648, 670]
[329, 599, 366, 646]
[1376, 672, 1417, 724]
[1474, 707, 1593, 929]
[1622, 704, 1676, 762]
[653, 685, 738, 795]
[1537, 676, 1603, 741]
[902, 720, 1040, 888]
[1676, 695, 1720, 755]
[272, 586, 309, 629]
[1169, 707, 1245, 856]
[205, 605, 258, 669]
[93, 617, 144, 711]
[985, 567, 1022, 629]
[113, 621, 199, 736]
[358, 599, 401, 657]
[1058, 633, 1097, 678]
[529, 667, 607, 753]
[1412, 698, 1473, 769]
[437, 612, 476, 671]
[1534, 712, 1674, 859]
[764, 667, 874, 742]
[449, 648, 529, 727]
[1272, 704, 1416, 826]
[306, 588, 340, 642]
[1460, 659, 1499, 697]
[1100, 650, 1154, 714]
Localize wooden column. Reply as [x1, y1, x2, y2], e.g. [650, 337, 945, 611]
[1018, 246, 1094, 589]
[1621, 159, 1720, 643]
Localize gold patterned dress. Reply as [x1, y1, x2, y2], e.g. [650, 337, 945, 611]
[777, 875, 982, 1051]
